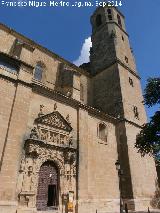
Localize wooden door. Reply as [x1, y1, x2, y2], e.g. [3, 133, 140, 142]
[36, 161, 59, 211]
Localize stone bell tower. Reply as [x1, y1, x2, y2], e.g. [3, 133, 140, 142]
[90, 6, 146, 124]
[90, 6, 158, 212]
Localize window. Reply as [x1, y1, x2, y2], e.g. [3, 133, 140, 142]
[34, 63, 44, 81]
[98, 123, 108, 142]
[125, 56, 128, 63]
[107, 9, 112, 20]
[0, 55, 19, 73]
[129, 77, 134, 87]
[96, 14, 102, 27]
[122, 36, 124, 41]
[117, 14, 122, 27]
[133, 106, 139, 119]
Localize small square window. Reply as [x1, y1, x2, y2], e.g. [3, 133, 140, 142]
[125, 56, 128, 63]
[97, 123, 108, 143]
[129, 77, 134, 87]
[133, 106, 139, 119]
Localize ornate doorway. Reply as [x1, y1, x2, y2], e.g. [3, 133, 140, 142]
[17, 108, 77, 213]
[36, 161, 59, 211]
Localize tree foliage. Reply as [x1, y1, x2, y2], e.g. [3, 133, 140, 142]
[135, 78, 160, 160]
[144, 78, 160, 107]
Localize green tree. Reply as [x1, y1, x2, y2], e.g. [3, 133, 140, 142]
[135, 78, 160, 160]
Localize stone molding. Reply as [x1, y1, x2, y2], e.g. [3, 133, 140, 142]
[91, 57, 140, 80]
[0, 23, 90, 78]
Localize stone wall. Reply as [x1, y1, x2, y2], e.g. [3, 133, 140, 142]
[78, 109, 120, 213]
[118, 64, 147, 125]
[0, 24, 90, 103]
[92, 64, 124, 117]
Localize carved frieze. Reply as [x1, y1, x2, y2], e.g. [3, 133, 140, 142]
[29, 126, 73, 148]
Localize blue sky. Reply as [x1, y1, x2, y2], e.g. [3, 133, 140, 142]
[0, 0, 159, 119]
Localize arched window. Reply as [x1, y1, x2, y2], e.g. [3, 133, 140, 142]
[34, 63, 44, 81]
[36, 161, 59, 211]
[98, 123, 108, 142]
[96, 14, 102, 27]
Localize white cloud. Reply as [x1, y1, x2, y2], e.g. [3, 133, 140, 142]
[73, 37, 92, 66]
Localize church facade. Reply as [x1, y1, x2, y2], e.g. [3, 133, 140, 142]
[0, 6, 159, 213]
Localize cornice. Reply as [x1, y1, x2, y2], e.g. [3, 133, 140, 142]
[0, 72, 32, 88]
[0, 23, 91, 78]
[91, 5, 125, 19]
[0, 23, 140, 81]
[117, 118, 144, 129]
[31, 80, 117, 124]
[92, 21, 128, 37]
[92, 58, 141, 80]
[116, 58, 141, 80]
[0, 70, 144, 129]
[0, 51, 34, 70]
[107, 21, 128, 36]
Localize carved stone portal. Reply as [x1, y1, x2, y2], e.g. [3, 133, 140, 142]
[17, 109, 77, 213]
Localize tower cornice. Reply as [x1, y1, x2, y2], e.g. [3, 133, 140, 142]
[91, 21, 129, 37]
[91, 58, 141, 80]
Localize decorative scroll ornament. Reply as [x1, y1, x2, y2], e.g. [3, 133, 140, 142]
[66, 114, 71, 124]
[30, 127, 39, 139]
[38, 104, 44, 117]
[64, 151, 76, 164]
[54, 103, 57, 111]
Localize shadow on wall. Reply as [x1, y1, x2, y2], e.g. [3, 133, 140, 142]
[116, 123, 135, 211]
[150, 178, 160, 209]
[54, 63, 74, 96]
